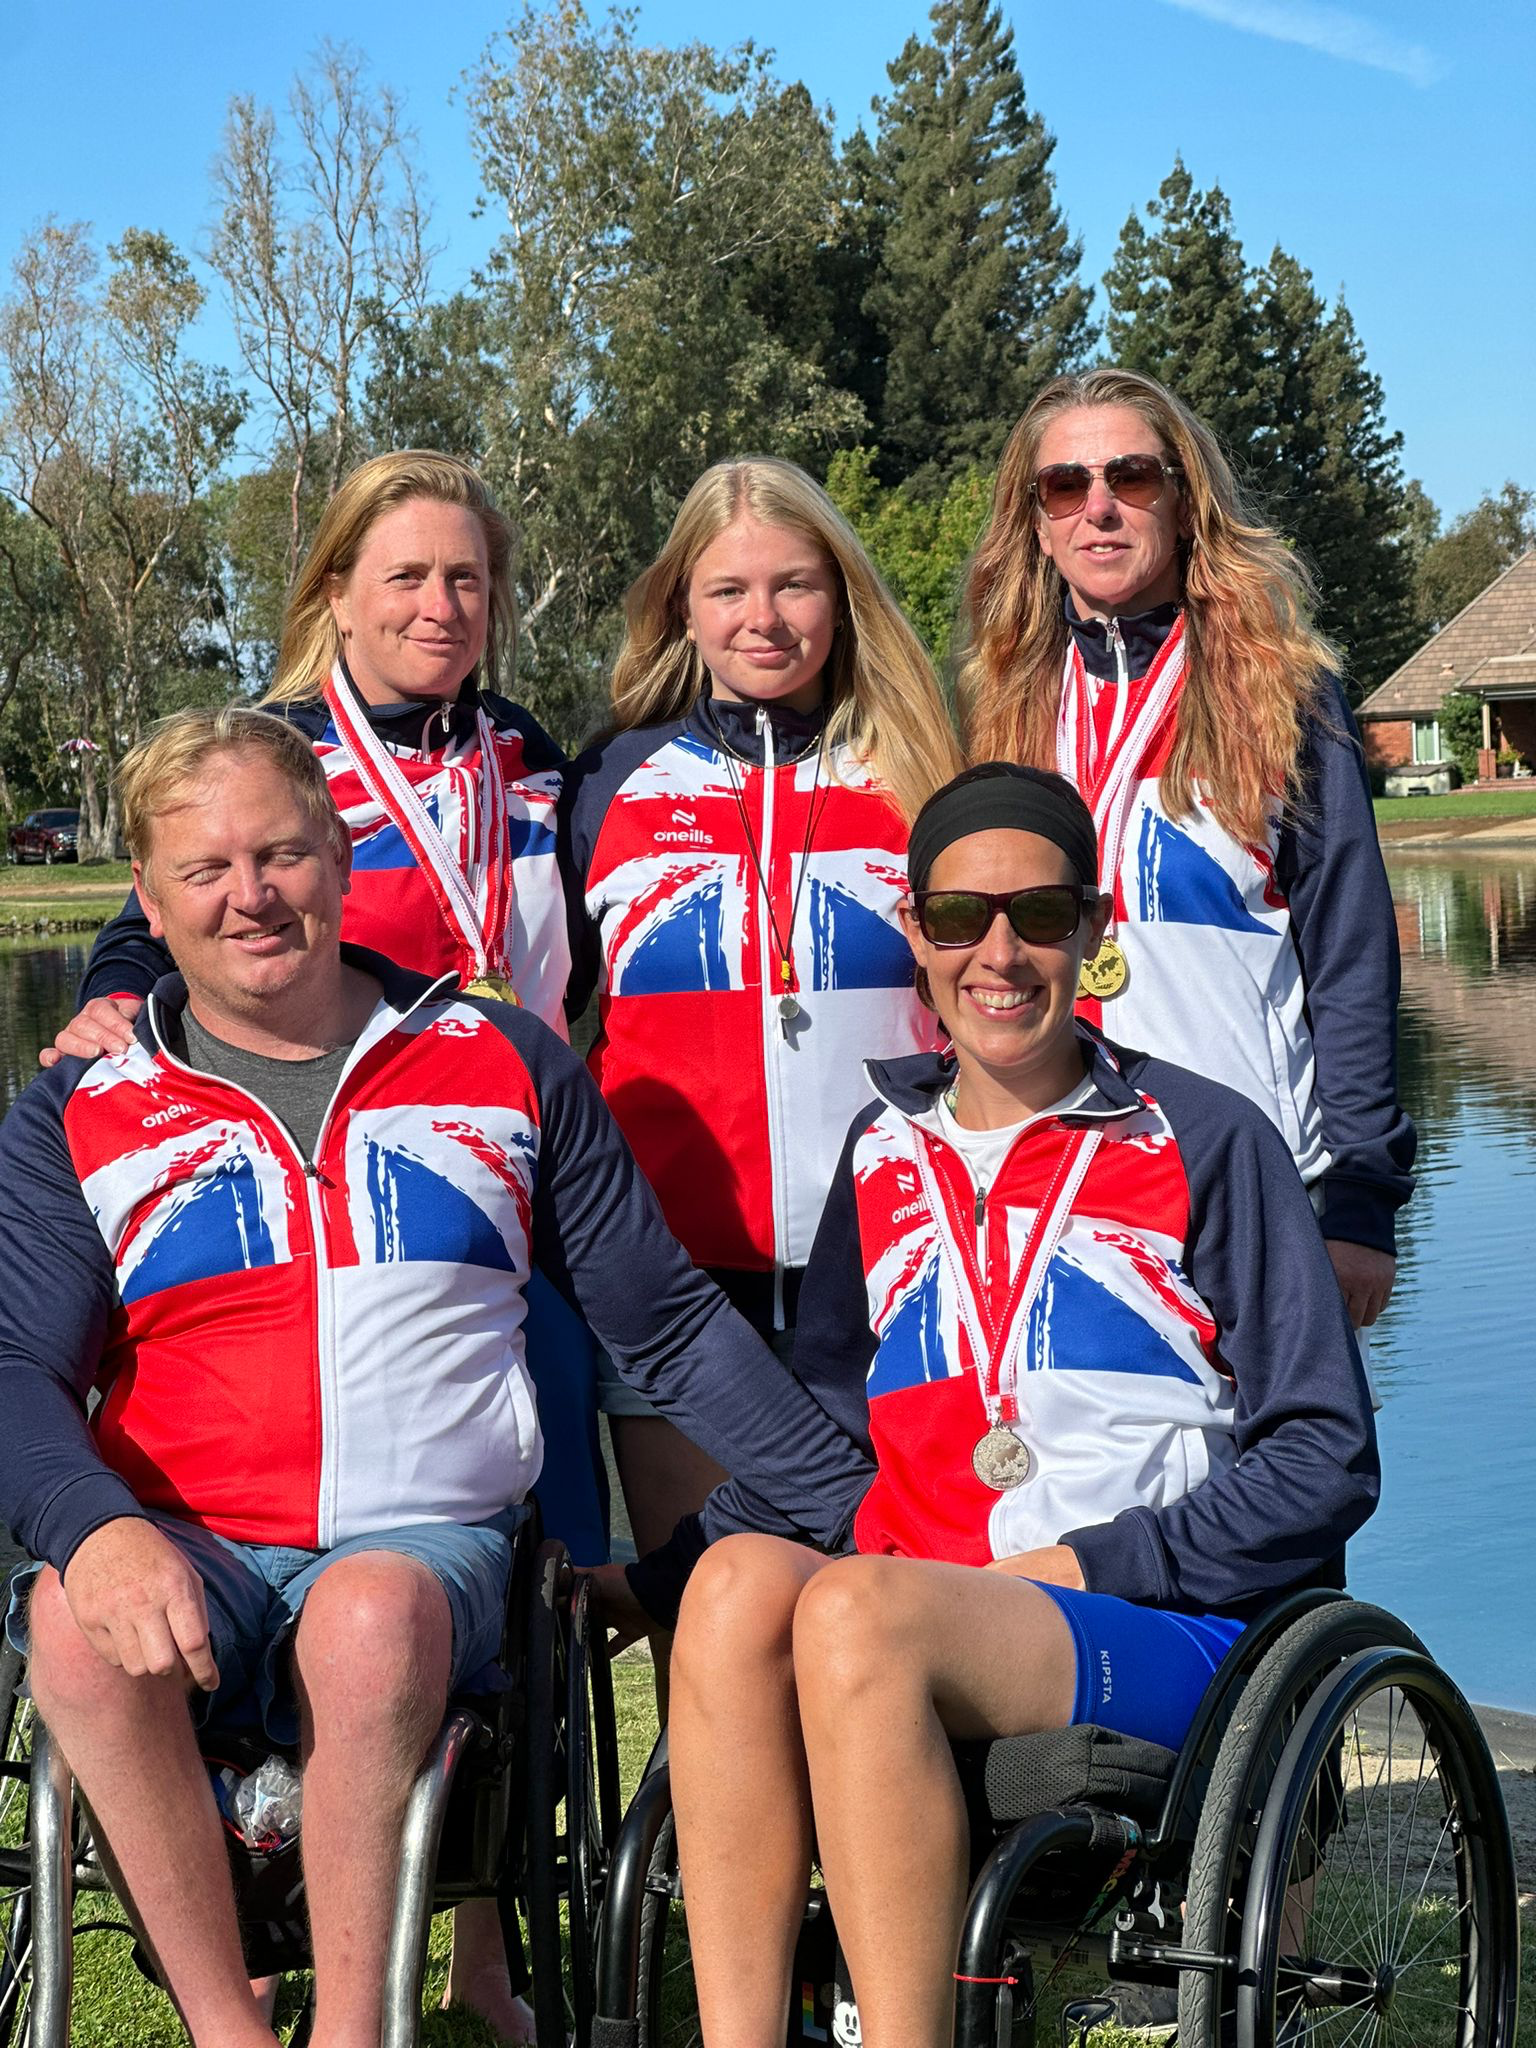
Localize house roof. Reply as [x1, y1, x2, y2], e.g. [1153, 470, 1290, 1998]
[1357, 549, 1536, 719]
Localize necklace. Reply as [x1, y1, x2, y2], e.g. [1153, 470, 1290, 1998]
[705, 700, 828, 1035]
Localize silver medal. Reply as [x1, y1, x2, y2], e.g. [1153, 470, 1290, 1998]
[971, 1426, 1033, 1491]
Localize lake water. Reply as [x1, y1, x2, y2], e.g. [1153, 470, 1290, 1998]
[3, 851, 1533, 1708]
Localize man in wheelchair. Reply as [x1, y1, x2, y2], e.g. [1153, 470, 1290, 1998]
[612, 766, 1406, 2048]
[0, 709, 875, 2048]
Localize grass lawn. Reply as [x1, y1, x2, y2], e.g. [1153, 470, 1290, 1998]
[1374, 787, 1536, 822]
[0, 858, 131, 928]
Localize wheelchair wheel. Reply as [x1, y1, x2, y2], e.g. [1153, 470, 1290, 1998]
[635, 1809, 698, 2048]
[1236, 1647, 1518, 2048]
[526, 1540, 572, 2048]
[0, 1643, 33, 2048]
[1178, 1600, 1427, 2045]
[565, 1571, 619, 2048]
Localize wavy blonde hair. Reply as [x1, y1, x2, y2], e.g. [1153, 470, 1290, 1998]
[610, 457, 962, 825]
[959, 368, 1339, 842]
[264, 451, 517, 705]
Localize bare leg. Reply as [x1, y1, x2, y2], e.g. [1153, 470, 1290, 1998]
[610, 1414, 726, 1718]
[440, 1895, 536, 2043]
[291, 1552, 453, 2048]
[25, 1567, 278, 2048]
[792, 1556, 1077, 2048]
[670, 1535, 832, 2048]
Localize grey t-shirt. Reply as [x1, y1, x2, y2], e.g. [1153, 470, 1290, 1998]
[174, 1007, 355, 1160]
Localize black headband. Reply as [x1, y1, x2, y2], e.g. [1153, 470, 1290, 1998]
[907, 764, 1099, 893]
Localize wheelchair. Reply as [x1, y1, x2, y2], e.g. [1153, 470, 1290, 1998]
[0, 1521, 623, 2048]
[591, 1588, 1521, 2047]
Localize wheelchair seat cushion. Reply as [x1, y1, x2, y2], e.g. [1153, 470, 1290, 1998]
[954, 1723, 1178, 1827]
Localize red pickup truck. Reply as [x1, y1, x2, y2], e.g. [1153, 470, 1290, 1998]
[6, 809, 80, 864]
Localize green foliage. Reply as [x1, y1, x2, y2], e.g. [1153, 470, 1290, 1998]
[1439, 690, 1486, 782]
[862, 0, 1094, 494]
[825, 447, 990, 669]
[1415, 483, 1536, 630]
[1105, 158, 1269, 466]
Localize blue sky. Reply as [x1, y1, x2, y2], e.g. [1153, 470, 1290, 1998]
[2, 0, 1529, 522]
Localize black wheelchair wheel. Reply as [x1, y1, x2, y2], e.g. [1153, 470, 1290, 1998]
[1178, 1601, 1427, 2046]
[0, 1641, 34, 2048]
[564, 1572, 620, 2048]
[525, 1539, 571, 2048]
[636, 1810, 699, 2048]
[1237, 1648, 1518, 2048]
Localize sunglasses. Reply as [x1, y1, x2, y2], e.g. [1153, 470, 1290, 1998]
[1032, 454, 1183, 520]
[912, 884, 1095, 948]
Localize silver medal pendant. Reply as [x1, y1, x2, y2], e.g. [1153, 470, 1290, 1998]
[972, 1426, 1032, 1491]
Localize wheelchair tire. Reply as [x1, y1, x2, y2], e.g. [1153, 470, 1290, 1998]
[525, 1539, 572, 2048]
[1238, 1647, 1519, 2048]
[1178, 1600, 1426, 2046]
[565, 1572, 619, 2048]
[635, 1809, 699, 2048]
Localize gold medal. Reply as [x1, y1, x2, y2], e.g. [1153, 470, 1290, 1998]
[971, 1427, 1033, 1491]
[465, 974, 521, 1005]
[1078, 935, 1128, 1001]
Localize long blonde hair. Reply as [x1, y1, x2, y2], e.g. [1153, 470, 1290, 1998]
[610, 457, 962, 825]
[264, 451, 518, 705]
[959, 368, 1339, 842]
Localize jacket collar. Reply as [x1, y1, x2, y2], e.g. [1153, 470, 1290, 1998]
[138, 944, 455, 1058]
[686, 689, 827, 767]
[286, 658, 485, 751]
[865, 1024, 1144, 1125]
[1064, 592, 1182, 683]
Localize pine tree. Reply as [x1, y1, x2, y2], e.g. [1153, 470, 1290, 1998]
[863, 0, 1094, 494]
[1254, 252, 1420, 693]
[1104, 158, 1270, 478]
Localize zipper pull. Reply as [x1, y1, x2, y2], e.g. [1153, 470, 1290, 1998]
[974, 1185, 987, 1231]
[304, 1161, 333, 1187]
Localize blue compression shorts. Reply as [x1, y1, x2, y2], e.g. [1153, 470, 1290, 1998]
[1031, 1582, 1245, 1751]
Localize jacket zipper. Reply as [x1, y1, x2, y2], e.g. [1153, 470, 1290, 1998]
[756, 707, 792, 1329]
[1105, 617, 1129, 761]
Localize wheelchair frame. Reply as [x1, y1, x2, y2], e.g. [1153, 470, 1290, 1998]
[592, 1588, 1521, 2048]
[0, 1526, 621, 2048]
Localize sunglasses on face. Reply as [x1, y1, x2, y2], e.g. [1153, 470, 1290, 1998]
[1032, 454, 1183, 520]
[912, 884, 1096, 948]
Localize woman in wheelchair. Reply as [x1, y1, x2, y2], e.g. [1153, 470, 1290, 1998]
[655, 764, 1380, 2048]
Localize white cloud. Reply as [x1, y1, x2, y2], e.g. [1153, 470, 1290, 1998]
[1150, 0, 1441, 87]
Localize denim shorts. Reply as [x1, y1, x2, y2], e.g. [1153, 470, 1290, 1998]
[8, 1504, 526, 1746]
[1033, 1582, 1245, 1752]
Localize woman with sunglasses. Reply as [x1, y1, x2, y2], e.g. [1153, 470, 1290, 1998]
[638, 764, 1377, 2048]
[562, 456, 962, 1589]
[961, 369, 1413, 1336]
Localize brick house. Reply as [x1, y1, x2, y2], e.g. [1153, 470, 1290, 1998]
[1356, 549, 1536, 779]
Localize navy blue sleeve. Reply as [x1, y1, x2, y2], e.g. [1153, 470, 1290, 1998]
[558, 725, 682, 1020]
[0, 1069, 148, 1568]
[625, 1109, 880, 1621]
[1278, 677, 1415, 1252]
[511, 1015, 874, 1572]
[1063, 1057, 1379, 1615]
[77, 887, 172, 1007]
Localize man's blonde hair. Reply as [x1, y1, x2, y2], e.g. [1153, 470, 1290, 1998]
[118, 707, 349, 880]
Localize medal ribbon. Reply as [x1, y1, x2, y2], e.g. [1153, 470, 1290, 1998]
[912, 1121, 1104, 1430]
[1054, 613, 1187, 931]
[323, 663, 512, 988]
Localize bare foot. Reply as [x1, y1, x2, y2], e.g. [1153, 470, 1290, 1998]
[439, 1984, 537, 2045]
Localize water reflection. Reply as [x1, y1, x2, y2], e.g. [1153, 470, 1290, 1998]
[1, 859, 1533, 1704]
[1351, 853, 1536, 1710]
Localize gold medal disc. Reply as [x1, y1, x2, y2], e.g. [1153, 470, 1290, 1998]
[1078, 935, 1129, 1001]
[971, 1427, 1033, 1491]
[465, 974, 521, 1005]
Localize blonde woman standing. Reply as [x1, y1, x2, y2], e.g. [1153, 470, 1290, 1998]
[563, 456, 963, 1559]
[961, 369, 1414, 1329]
